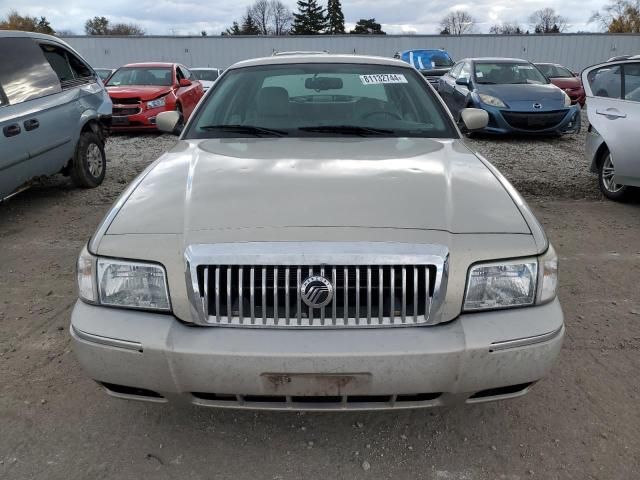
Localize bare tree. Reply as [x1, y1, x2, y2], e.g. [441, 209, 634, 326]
[439, 11, 476, 35]
[489, 22, 523, 34]
[271, 0, 293, 34]
[250, 0, 271, 34]
[529, 8, 568, 33]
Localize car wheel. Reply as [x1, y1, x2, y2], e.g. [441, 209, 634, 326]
[598, 152, 632, 201]
[70, 131, 106, 188]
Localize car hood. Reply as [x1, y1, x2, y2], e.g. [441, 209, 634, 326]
[476, 83, 565, 109]
[106, 85, 172, 101]
[105, 137, 531, 239]
[549, 77, 582, 89]
[419, 68, 451, 77]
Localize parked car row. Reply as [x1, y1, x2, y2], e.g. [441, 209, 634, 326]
[0, 30, 638, 203]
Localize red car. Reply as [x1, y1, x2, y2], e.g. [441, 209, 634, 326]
[535, 63, 586, 106]
[105, 62, 204, 131]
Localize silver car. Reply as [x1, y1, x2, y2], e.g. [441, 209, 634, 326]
[71, 54, 563, 411]
[0, 31, 112, 201]
[190, 67, 222, 91]
[583, 58, 640, 200]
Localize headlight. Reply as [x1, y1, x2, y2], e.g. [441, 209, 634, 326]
[463, 245, 559, 312]
[76, 246, 170, 311]
[77, 245, 98, 303]
[147, 97, 166, 109]
[478, 94, 507, 108]
[464, 259, 538, 311]
[562, 91, 572, 107]
[537, 245, 558, 304]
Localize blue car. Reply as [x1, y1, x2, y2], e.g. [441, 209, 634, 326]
[394, 49, 454, 90]
[438, 57, 581, 135]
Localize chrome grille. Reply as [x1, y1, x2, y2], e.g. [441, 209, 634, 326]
[185, 242, 449, 329]
[195, 265, 434, 327]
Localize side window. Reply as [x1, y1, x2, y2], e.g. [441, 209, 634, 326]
[40, 43, 95, 88]
[179, 66, 192, 79]
[0, 37, 62, 104]
[0, 84, 7, 107]
[623, 63, 640, 102]
[448, 63, 463, 78]
[176, 67, 184, 82]
[458, 63, 471, 80]
[587, 65, 622, 99]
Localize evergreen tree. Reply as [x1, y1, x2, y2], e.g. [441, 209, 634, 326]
[241, 12, 261, 34]
[291, 0, 326, 34]
[326, 0, 345, 34]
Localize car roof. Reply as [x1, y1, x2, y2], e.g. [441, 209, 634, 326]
[229, 54, 411, 70]
[191, 67, 221, 70]
[122, 62, 176, 68]
[466, 57, 529, 63]
[400, 49, 447, 54]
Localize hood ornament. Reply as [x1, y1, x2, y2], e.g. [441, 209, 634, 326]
[301, 275, 333, 308]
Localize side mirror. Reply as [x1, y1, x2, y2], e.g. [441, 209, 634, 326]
[179, 78, 192, 87]
[456, 77, 470, 87]
[460, 108, 489, 131]
[156, 111, 182, 135]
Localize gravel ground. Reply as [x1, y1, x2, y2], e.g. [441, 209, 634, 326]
[1, 125, 639, 480]
[467, 112, 599, 200]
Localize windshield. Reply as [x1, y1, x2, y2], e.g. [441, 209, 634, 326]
[106, 67, 173, 86]
[192, 69, 220, 81]
[402, 51, 454, 70]
[186, 63, 455, 139]
[536, 64, 574, 79]
[475, 63, 548, 85]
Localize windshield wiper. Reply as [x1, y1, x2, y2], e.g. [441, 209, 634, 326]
[298, 125, 394, 136]
[198, 124, 287, 136]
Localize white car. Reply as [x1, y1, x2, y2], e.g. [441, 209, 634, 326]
[71, 54, 563, 411]
[583, 58, 640, 200]
[190, 67, 222, 91]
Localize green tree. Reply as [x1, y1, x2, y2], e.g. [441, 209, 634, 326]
[241, 11, 261, 34]
[350, 18, 386, 34]
[591, 0, 640, 33]
[84, 16, 110, 35]
[224, 21, 242, 35]
[291, 0, 326, 34]
[326, 0, 345, 34]
[0, 10, 55, 34]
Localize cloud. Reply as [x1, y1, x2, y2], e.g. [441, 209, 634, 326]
[0, 0, 603, 34]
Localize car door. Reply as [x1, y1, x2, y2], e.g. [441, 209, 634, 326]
[450, 62, 472, 118]
[0, 36, 66, 199]
[178, 65, 201, 118]
[583, 61, 640, 186]
[439, 62, 463, 107]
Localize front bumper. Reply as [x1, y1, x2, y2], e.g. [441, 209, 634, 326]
[477, 103, 581, 135]
[71, 299, 564, 410]
[110, 106, 169, 131]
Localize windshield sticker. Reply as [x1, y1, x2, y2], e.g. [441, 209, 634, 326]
[476, 71, 484, 77]
[360, 74, 408, 85]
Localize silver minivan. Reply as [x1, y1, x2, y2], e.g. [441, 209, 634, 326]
[0, 31, 112, 201]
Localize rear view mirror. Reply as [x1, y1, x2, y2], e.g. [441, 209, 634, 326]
[456, 77, 470, 87]
[179, 78, 192, 87]
[305, 77, 343, 91]
[156, 111, 182, 135]
[460, 108, 489, 131]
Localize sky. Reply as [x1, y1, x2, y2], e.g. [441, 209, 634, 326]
[0, 0, 607, 35]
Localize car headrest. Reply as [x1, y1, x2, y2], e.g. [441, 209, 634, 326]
[257, 87, 290, 117]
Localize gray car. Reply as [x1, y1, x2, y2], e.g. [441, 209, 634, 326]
[0, 31, 112, 201]
[583, 58, 640, 200]
[71, 54, 563, 411]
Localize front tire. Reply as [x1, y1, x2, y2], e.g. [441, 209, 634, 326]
[598, 151, 632, 201]
[70, 131, 106, 188]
